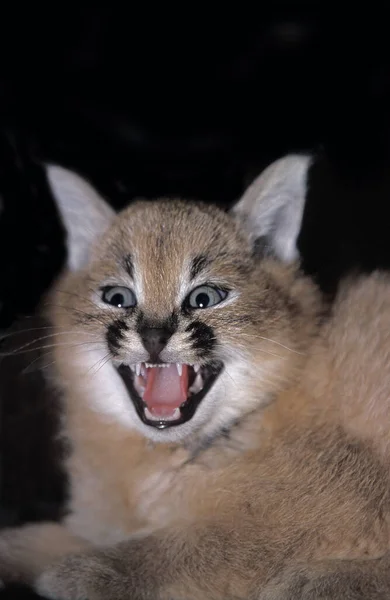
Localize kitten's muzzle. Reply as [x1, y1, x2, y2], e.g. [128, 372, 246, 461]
[139, 327, 174, 363]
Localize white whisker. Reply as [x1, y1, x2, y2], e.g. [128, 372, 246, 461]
[0, 340, 105, 358]
[88, 352, 114, 376]
[231, 331, 304, 356]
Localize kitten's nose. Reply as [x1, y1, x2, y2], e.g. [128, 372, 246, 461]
[140, 327, 173, 362]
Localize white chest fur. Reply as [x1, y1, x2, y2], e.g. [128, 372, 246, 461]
[63, 424, 196, 545]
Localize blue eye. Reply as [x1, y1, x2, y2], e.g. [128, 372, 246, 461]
[187, 285, 228, 309]
[102, 286, 136, 308]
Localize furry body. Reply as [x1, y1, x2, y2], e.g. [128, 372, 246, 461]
[2, 156, 390, 599]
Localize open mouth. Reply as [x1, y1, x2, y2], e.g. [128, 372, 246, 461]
[116, 361, 223, 429]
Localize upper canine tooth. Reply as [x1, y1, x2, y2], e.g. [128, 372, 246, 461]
[136, 363, 141, 377]
[129, 365, 136, 373]
[193, 364, 200, 373]
[176, 363, 183, 376]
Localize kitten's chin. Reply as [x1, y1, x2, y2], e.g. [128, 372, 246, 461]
[116, 361, 224, 432]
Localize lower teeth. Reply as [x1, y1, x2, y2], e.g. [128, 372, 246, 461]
[144, 407, 181, 422]
[134, 375, 145, 396]
[189, 373, 203, 394]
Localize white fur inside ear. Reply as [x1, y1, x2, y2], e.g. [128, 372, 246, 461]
[233, 154, 311, 263]
[46, 165, 115, 271]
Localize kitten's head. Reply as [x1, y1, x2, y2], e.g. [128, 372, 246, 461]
[46, 155, 319, 444]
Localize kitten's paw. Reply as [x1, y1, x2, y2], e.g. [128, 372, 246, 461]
[35, 552, 119, 600]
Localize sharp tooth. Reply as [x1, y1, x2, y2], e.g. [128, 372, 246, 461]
[176, 363, 182, 376]
[129, 365, 136, 372]
[144, 407, 181, 422]
[189, 373, 203, 394]
[193, 364, 200, 373]
[133, 378, 145, 396]
[136, 363, 141, 377]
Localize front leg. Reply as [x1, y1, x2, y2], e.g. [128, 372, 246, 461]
[36, 523, 261, 600]
[258, 554, 390, 600]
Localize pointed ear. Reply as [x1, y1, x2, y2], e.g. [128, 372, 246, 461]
[232, 154, 311, 263]
[46, 165, 115, 271]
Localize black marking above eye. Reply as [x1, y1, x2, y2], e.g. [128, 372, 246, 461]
[123, 254, 134, 278]
[190, 254, 211, 281]
[185, 320, 216, 354]
[106, 319, 128, 354]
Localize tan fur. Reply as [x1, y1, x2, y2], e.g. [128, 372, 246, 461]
[2, 168, 390, 598]
[0, 523, 89, 583]
[43, 200, 320, 545]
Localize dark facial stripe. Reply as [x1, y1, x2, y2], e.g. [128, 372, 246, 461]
[123, 254, 134, 278]
[190, 254, 211, 281]
[106, 319, 128, 354]
[186, 320, 216, 355]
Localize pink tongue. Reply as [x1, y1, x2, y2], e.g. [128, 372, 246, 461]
[143, 364, 189, 412]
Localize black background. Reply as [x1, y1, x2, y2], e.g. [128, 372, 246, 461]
[1, 4, 390, 598]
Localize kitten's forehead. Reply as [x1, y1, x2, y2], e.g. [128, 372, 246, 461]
[89, 199, 252, 314]
[100, 199, 250, 270]
[123, 200, 244, 248]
